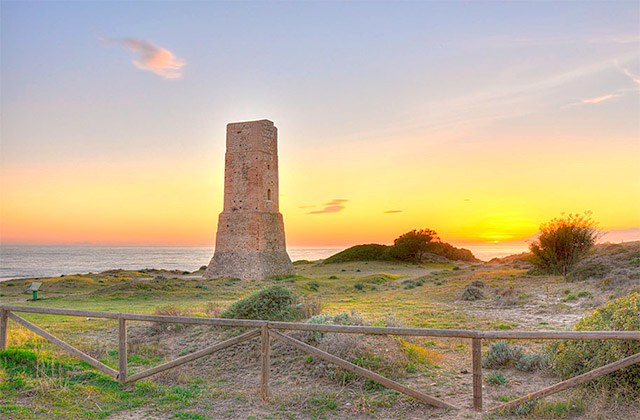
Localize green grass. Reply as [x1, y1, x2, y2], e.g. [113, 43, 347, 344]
[0, 347, 204, 419]
[0, 260, 619, 418]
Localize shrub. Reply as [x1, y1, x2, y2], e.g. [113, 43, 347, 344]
[529, 212, 601, 276]
[354, 282, 365, 291]
[221, 285, 303, 321]
[386, 229, 439, 263]
[461, 286, 484, 301]
[486, 371, 508, 385]
[323, 229, 478, 263]
[567, 261, 611, 282]
[482, 341, 524, 369]
[424, 241, 477, 262]
[549, 292, 640, 393]
[515, 353, 549, 372]
[307, 281, 320, 292]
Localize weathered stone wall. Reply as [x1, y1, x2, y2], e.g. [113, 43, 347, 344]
[205, 120, 294, 280]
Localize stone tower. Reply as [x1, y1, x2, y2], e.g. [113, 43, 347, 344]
[205, 119, 295, 280]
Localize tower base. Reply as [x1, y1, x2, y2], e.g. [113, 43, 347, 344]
[205, 250, 295, 280]
[204, 211, 295, 280]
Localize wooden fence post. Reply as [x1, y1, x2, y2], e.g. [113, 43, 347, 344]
[472, 338, 482, 412]
[0, 309, 7, 350]
[260, 325, 271, 401]
[118, 317, 127, 382]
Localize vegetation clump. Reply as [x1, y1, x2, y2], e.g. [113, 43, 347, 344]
[482, 341, 524, 369]
[515, 353, 549, 372]
[324, 229, 477, 264]
[483, 341, 549, 372]
[460, 285, 484, 301]
[221, 285, 303, 321]
[529, 212, 600, 276]
[486, 371, 508, 385]
[303, 312, 414, 384]
[549, 292, 640, 394]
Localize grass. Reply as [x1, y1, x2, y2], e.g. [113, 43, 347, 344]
[0, 257, 633, 418]
[0, 346, 205, 418]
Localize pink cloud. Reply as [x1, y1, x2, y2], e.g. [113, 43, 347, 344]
[103, 37, 186, 80]
[307, 199, 348, 215]
[581, 93, 621, 105]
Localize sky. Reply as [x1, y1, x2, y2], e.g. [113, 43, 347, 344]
[1, 1, 639, 252]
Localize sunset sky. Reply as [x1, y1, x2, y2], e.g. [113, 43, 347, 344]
[1, 1, 639, 251]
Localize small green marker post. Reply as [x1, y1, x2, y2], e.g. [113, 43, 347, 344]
[26, 282, 42, 301]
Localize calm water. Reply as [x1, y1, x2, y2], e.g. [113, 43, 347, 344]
[0, 246, 341, 281]
[0, 244, 527, 281]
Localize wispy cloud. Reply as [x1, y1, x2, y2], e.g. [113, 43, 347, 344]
[581, 93, 622, 105]
[384, 210, 402, 214]
[620, 67, 640, 88]
[307, 199, 348, 215]
[102, 37, 186, 80]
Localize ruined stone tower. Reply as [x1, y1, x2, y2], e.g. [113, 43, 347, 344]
[205, 119, 295, 280]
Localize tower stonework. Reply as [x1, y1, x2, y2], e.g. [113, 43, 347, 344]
[205, 119, 295, 280]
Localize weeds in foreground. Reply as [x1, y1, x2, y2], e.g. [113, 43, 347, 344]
[0, 346, 204, 418]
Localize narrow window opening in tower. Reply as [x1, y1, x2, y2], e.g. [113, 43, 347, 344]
[267, 164, 270, 169]
[267, 189, 272, 201]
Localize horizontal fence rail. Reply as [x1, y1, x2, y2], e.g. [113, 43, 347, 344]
[1, 305, 638, 414]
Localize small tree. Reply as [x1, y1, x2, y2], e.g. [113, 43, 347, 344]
[388, 229, 439, 263]
[529, 212, 600, 276]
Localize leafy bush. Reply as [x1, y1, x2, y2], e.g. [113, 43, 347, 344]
[549, 292, 640, 393]
[323, 229, 478, 264]
[307, 281, 320, 292]
[482, 341, 524, 369]
[424, 241, 477, 262]
[515, 353, 549, 372]
[461, 286, 484, 301]
[486, 371, 508, 385]
[567, 261, 611, 282]
[386, 229, 439, 263]
[529, 212, 600, 276]
[221, 285, 303, 321]
[354, 282, 365, 290]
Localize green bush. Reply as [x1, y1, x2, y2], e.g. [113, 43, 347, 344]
[515, 353, 549, 372]
[386, 229, 439, 263]
[221, 285, 303, 321]
[549, 292, 640, 393]
[323, 229, 478, 264]
[486, 371, 508, 385]
[567, 261, 611, 281]
[529, 212, 600, 276]
[482, 341, 524, 369]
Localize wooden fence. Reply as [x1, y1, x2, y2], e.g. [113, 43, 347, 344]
[1, 305, 639, 413]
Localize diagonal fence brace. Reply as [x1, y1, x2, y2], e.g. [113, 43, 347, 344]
[126, 328, 261, 383]
[492, 352, 640, 413]
[270, 329, 456, 409]
[7, 312, 118, 379]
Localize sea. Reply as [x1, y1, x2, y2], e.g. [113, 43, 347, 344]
[0, 244, 527, 282]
